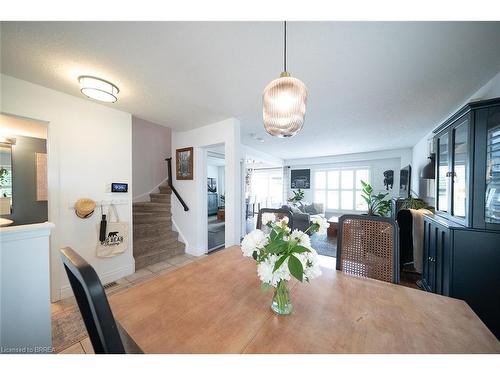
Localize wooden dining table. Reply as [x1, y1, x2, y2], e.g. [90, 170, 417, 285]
[109, 246, 499, 354]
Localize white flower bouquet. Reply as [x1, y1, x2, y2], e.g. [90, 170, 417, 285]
[241, 213, 329, 314]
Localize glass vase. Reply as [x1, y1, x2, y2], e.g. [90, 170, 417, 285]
[271, 280, 292, 315]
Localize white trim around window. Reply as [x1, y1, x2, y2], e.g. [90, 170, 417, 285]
[313, 167, 371, 212]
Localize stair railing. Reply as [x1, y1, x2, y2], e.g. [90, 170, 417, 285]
[165, 157, 189, 211]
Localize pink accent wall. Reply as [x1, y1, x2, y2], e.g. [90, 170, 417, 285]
[132, 116, 172, 202]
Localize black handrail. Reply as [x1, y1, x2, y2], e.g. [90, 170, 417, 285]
[165, 157, 189, 211]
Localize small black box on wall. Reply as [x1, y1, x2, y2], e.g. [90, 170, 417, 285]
[111, 182, 128, 193]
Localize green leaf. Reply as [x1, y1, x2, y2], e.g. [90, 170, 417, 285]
[288, 255, 304, 282]
[269, 228, 278, 240]
[260, 282, 272, 293]
[292, 245, 311, 254]
[265, 239, 288, 254]
[308, 223, 320, 233]
[252, 251, 257, 261]
[273, 254, 289, 272]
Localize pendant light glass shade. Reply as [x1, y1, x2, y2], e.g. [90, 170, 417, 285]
[263, 72, 308, 137]
[262, 21, 308, 138]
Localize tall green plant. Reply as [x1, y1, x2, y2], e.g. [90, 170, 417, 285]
[360, 180, 391, 217]
[288, 189, 305, 204]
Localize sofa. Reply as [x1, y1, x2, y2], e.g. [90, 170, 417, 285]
[281, 202, 325, 232]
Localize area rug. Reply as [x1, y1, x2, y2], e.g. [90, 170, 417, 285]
[310, 233, 337, 258]
[52, 306, 88, 353]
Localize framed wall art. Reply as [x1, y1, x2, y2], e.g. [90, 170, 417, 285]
[176, 147, 194, 180]
[290, 169, 310, 189]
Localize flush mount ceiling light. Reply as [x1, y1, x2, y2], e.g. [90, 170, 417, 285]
[78, 76, 119, 103]
[263, 21, 308, 138]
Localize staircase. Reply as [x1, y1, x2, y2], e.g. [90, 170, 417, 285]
[133, 185, 185, 270]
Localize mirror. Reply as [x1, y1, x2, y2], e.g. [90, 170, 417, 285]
[0, 141, 13, 215]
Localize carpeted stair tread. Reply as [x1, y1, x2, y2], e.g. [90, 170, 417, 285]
[132, 181, 184, 270]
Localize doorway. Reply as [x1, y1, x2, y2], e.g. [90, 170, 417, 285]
[0, 113, 49, 226]
[206, 145, 225, 252]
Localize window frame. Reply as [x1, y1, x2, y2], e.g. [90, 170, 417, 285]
[314, 167, 371, 212]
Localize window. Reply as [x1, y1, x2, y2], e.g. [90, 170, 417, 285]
[250, 168, 284, 207]
[314, 168, 370, 211]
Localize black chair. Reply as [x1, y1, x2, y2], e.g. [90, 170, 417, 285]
[60, 247, 143, 354]
[256, 208, 294, 230]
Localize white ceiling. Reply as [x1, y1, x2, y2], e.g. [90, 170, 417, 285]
[2, 21, 500, 159]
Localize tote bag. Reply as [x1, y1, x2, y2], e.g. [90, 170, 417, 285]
[96, 204, 129, 258]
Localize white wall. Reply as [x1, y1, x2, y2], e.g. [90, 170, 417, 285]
[207, 164, 219, 181]
[411, 71, 500, 201]
[132, 116, 171, 202]
[171, 118, 241, 255]
[0, 223, 54, 352]
[412, 134, 435, 206]
[1, 75, 134, 301]
[217, 166, 225, 197]
[242, 145, 284, 167]
[285, 148, 412, 214]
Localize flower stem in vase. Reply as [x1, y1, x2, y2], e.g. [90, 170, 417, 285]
[271, 280, 292, 315]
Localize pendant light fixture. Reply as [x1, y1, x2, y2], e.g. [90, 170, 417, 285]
[263, 21, 308, 138]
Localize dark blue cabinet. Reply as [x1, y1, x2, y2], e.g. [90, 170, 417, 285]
[423, 214, 500, 339]
[424, 98, 500, 339]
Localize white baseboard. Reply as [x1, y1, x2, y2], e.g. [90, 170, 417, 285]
[171, 217, 188, 247]
[58, 262, 135, 301]
[132, 177, 168, 203]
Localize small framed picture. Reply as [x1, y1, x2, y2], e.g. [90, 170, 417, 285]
[176, 147, 194, 180]
[291, 169, 311, 189]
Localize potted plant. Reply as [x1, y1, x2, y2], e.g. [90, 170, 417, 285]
[400, 196, 431, 210]
[287, 188, 304, 206]
[360, 180, 391, 217]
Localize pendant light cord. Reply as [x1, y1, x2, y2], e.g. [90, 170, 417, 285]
[283, 20, 287, 72]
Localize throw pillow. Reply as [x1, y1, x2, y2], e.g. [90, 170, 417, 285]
[303, 204, 318, 215]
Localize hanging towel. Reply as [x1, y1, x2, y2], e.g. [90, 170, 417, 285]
[409, 208, 433, 273]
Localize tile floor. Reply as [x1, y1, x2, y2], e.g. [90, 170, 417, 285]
[53, 253, 202, 354]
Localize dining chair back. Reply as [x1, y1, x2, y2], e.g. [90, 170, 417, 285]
[60, 247, 143, 354]
[256, 208, 294, 232]
[336, 215, 400, 283]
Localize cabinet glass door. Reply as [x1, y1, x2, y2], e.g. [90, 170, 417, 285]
[452, 120, 468, 218]
[485, 118, 500, 224]
[437, 133, 449, 213]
